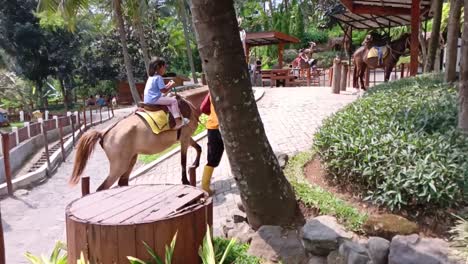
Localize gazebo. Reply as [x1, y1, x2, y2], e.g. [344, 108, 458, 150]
[330, 0, 433, 76]
[244, 31, 300, 68]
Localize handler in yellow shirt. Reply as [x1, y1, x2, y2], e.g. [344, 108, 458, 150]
[202, 97, 224, 195]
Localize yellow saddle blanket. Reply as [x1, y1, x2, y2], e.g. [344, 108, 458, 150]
[367, 46, 389, 60]
[135, 110, 170, 135]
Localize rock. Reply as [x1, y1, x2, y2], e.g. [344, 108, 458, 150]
[389, 234, 452, 264]
[339, 240, 370, 264]
[231, 209, 247, 223]
[363, 214, 418, 240]
[275, 152, 289, 169]
[226, 222, 255, 244]
[327, 250, 345, 264]
[248, 225, 308, 264]
[237, 201, 245, 212]
[14, 189, 29, 196]
[308, 255, 327, 264]
[367, 236, 390, 264]
[301, 215, 353, 256]
[222, 219, 235, 237]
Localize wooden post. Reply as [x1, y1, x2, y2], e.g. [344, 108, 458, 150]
[99, 107, 103, 123]
[400, 64, 405, 79]
[110, 103, 114, 117]
[365, 68, 370, 88]
[188, 166, 197, 187]
[329, 67, 334, 86]
[83, 107, 87, 130]
[1, 133, 13, 195]
[58, 119, 66, 162]
[70, 115, 76, 146]
[0, 208, 5, 264]
[340, 63, 349, 91]
[89, 107, 93, 126]
[41, 123, 51, 172]
[306, 68, 311, 86]
[332, 57, 342, 94]
[278, 42, 284, 68]
[245, 44, 250, 64]
[373, 69, 376, 86]
[107, 106, 111, 119]
[81, 176, 90, 197]
[410, 0, 421, 76]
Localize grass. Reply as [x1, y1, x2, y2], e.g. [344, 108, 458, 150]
[138, 115, 208, 164]
[284, 150, 368, 232]
[213, 237, 261, 264]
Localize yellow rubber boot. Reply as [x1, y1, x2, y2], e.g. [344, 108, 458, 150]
[202, 166, 215, 195]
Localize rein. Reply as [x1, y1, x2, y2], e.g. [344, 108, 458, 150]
[387, 37, 410, 61]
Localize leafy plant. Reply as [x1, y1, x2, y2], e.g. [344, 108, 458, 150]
[25, 241, 67, 264]
[314, 74, 468, 211]
[199, 226, 235, 264]
[450, 215, 468, 262]
[212, 237, 261, 264]
[127, 232, 177, 264]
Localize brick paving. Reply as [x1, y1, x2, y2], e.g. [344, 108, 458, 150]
[132, 87, 357, 235]
[1, 87, 356, 263]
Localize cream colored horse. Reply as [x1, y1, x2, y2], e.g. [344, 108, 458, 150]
[70, 88, 208, 191]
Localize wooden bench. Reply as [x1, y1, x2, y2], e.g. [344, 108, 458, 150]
[261, 69, 297, 87]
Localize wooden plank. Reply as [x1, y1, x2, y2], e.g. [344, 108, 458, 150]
[88, 185, 180, 224]
[353, 4, 411, 15]
[172, 213, 196, 264]
[135, 223, 155, 261]
[140, 190, 204, 222]
[87, 224, 102, 264]
[73, 221, 89, 264]
[0, 208, 6, 264]
[153, 218, 178, 261]
[66, 217, 77, 264]
[1, 133, 13, 195]
[120, 186, 196, 223]
[117, 225, 136, 263]
[100, 225, 118, 264]
[70, 186, 138, 213]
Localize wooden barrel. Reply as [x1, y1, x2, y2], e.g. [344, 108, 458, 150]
[66, 184, 213, 264]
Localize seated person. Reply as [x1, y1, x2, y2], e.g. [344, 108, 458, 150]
[144, 57, 189, 129]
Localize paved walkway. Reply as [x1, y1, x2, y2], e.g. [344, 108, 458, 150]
[1, 107, 134, 264]
[1, 87, 356, 263]
[131, 87, 357, 235]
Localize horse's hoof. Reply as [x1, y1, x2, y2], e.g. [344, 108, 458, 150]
[182, 179, 190, 185]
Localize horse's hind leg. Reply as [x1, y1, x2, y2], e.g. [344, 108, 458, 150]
[118, 155, 137, 187]
[96, 157, 132, 191]
[180, 142, 190, 185]
[190, 138, 202, 168]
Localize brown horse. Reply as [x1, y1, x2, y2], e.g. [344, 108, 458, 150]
[70, 88, 208, 191]
[353, 33, 411, 90]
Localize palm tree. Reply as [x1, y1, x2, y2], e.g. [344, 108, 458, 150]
[444, 0, 462, 83]
[190, 0, 297, 229]
[176, 0, 198, 83]
[38, 0, 142, 103]
[126, 0, 151, 76]
[459, 0, 468, 132]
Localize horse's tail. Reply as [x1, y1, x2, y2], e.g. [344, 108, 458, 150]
[70, 130, 103, 186]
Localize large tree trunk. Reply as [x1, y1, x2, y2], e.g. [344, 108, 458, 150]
[190, 0, 298, 229]
[59, 77, 69, 112]
[424, 0, 443, 72]
[113, 0, 141, 104]
[178, 0, 198, 84]
[134, 16, 151, 77]
[445, 0, 463, 83]
[459, 0, 468, 133]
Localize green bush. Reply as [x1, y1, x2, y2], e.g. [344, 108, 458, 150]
[313, 51, 340, 68]
[304, 28, 329, 44]
[314, 74, 468, 211]
[213, 237, 261, 264]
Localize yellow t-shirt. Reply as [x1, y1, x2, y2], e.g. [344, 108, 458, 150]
[206, 100, 219, 130]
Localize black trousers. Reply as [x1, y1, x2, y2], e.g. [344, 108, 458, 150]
[207, 129, 224, 167]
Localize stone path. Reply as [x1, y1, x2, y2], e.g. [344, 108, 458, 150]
[131, 87, 357, 236]
[1, 107, 134, 264]
[1, 87, 356, 263]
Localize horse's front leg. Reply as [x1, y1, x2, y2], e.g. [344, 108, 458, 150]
[180, 143, 190, 185]
[190, 137, 202, 168]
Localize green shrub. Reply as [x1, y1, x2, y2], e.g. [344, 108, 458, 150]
[304, 28, 329, 44]
[313, 51, 340, 68]
[314, 74, 468, 211]
[213, 237, 261, 264]
[25, 241, 67, 264]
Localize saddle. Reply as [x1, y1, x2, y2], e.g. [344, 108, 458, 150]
[367, 46, 389, 66]
[135, 96, 192, 135]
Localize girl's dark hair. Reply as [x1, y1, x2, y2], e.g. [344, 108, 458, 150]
[148, 57, 166, 76]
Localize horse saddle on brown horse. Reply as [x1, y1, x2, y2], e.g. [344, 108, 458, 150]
[136, 96, 192, 135]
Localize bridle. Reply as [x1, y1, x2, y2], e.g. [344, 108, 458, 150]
[387, 36, 410, 61]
